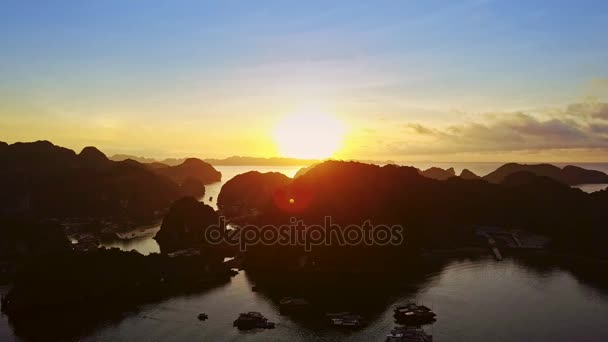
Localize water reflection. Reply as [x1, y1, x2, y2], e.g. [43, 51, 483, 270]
[0, 287, 16, 342]
[4, 277, 233, 342]
[100, 227, 161, 255]
[4, 254, 604, 341]
[572, 183, 608, 193]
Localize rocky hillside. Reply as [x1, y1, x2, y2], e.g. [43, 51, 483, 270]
[0, 141, 182, 219]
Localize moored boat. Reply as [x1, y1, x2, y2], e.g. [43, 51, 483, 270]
[393, 302, 437, 325]
[386, 326, 433, 341]
[325, 312, 366, 328]
[233, 312, 275, 330]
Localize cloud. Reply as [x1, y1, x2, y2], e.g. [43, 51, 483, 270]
[406, 123, 436, 135]
[592, 104, 608, 120]
[589, 122, 608, 135]
[390, 102, 608, 156]
[565, 102, 608, 120]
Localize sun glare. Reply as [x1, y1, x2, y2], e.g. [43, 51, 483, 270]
[273, 110, 345, 159]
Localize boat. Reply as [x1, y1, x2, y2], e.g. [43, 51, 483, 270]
[386, 326, 433, 341]
[325, 312, 366, 328]
[233, 312, 275, 330]
[393, 302, 437, 325]
[279, 297, 311, 312]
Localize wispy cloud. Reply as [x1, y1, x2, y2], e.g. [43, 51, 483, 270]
[394, 102, 608, 156]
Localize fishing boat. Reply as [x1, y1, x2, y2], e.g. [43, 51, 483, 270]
[233, 312, 275, 330]
[393, 302, 437, 325]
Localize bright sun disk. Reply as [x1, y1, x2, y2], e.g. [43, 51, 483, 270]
[273, 111, 345, 159]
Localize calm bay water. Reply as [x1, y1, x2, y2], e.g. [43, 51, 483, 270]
[0, 287, 14, 341]
[572, 183, 608, 193]
[3, 256, 608, 341]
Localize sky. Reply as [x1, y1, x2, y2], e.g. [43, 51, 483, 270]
[1, 0, 608, 162]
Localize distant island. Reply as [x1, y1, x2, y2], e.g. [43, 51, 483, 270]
[111, 153, 400, 167]
[483, 163, 608, 185]
[110, 153, 608, 187]
[298, 163, 608, 186]
[111, 154, 321, 167]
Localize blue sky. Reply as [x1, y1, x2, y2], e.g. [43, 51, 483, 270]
[1, 0, 608, 161]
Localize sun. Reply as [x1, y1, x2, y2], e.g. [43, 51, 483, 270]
[273, 110, 345, 159]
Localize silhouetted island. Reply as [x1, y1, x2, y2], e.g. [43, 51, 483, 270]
[216, 161, 608, 272]
[419, 166, 456, 180]
[151, 158, 221, 185]
[154, 197, 219, 253]
[484, 163, 608, 185]
[459, 168, 481, 180]
[204, 156, 319, 166]
[0, 217, 71, 284]
[111, 154, 320, 167]
[110, 154, 186, 166]
[0, 141, 179, 220]
[217, 171, 292, 218]
[179, 178, 206, 198]
[0, 141, 221, 222]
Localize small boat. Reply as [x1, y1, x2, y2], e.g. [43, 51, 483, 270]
[386, 326, 433, 341]
[233, 312, 275, 330]
[393, 302, 436, 325]
[326, 312, 366, 328]
[279, 297, 311, 312]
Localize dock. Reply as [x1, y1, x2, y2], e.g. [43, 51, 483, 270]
[476, 226, 551, 261]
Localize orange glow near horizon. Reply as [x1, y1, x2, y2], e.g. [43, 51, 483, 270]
[272, 110, 346, 159]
